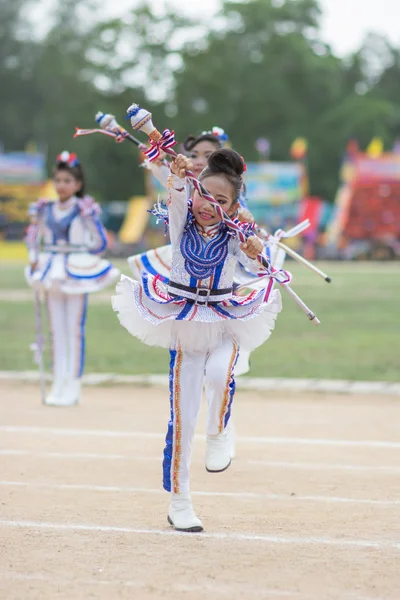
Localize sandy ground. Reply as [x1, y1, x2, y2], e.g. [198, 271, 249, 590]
[0, 382, 399, 600]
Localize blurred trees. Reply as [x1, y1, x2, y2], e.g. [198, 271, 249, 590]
[1, 0, 400, 201]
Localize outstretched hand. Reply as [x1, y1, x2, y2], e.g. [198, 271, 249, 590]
[170, 154, 193, 178]
[240, 236, 263, 259]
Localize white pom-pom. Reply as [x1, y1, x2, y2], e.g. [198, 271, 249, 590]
[96, 112, 117, 131]
[212, 126, 225, 137]
[60, 151, 70, 162]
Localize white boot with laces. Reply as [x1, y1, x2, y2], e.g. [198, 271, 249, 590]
[168, 493, 203, 533]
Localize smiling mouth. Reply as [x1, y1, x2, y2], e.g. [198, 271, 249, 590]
[199, 212, 214, 220]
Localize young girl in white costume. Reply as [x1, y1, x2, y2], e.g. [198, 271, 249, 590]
[113, 148, 282, 532]
[26, 151, 119, 406]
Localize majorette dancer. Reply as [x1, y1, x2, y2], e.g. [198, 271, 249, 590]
[26, 151, 120, 406]
[112, 104, 297, 532]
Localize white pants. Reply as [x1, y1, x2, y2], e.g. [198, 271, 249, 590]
[46, 292, 88, 386]
[163, 338, 239, 494]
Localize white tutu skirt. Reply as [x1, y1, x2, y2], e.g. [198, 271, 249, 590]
[234, 349, 251, 376]
[25, 253, 120, 295]
[112, 273, 282, 354]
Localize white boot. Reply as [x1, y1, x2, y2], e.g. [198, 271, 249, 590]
[60, 378, 81, 406]
[168, 493, 203, 533]
[226, 419, 236, 459]
[50, 379, 81, 406]
[44, 378, 65, 407]
[205, 430, 232, 473]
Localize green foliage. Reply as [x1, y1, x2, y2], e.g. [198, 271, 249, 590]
[1, 0, 400, 202]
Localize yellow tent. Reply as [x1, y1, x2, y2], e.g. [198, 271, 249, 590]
[119, 196, 150, 244]
[41, 180, 58, 199]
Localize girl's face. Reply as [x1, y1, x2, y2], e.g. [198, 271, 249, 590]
[188, 140, 220, 178]
[54, 170, 82, 202]
[192, 175, 238, 227]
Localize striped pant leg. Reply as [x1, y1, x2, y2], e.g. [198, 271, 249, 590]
[204, 338, 239, 436]
[46, 291, 68, 387]
[65, 293, 88, 380]
[163, 348, 205, 494]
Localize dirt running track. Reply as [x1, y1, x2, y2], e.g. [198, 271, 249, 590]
[0, 382, 399, 600]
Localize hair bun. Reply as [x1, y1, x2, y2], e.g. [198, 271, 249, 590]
[207, 148, 244, 177]
[182, 135, 197, 151]
[182, 132, 222, 152]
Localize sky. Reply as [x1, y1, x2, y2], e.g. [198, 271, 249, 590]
[106, 0, 400, 56]
[31, 0, 400, 57]
[319, 0, 400, 55]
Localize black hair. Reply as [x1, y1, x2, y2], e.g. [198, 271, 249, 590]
[182, 133, 222, 153]
[199, 148, 244, 202]
[53, 161, 85, 198]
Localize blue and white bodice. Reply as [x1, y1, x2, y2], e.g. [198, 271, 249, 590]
[166, 174, 263, 303]
[25, 195, 119, 294]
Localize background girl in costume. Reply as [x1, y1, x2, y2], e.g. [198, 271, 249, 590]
[113, 148, 282, 533]
[25, 151, 120, 406]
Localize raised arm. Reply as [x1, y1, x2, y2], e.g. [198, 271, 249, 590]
[167, 154, 193, 246]
[167, 173, 188, 246]
[143, 157, 170, 191]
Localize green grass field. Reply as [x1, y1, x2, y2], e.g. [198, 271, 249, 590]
[1, 261, 399, 381]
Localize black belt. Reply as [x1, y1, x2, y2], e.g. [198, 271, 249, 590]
[43, 244, 87, 254]
[168, 281, 232, 306]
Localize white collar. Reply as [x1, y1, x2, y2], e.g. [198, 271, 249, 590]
[56, 196, 78, 211]
[195, 222, 220, 238]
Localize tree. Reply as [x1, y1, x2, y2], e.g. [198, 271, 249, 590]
[2, 0, 400, 203]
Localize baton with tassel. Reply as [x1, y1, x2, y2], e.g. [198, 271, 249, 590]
[256, 222, 332, 283]
[74, 112, 148, 151]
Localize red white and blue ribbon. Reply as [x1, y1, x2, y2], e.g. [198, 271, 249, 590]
[74, 127, 129, 144]
[144, 129, 177, 162]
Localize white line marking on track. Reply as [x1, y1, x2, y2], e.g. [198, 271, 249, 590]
[0, 480, 398, 507]
[2, 449, 400, 474]
[1, 519, 399, 551]
[248, 460, 400, 473]
[2, 425, 400, 449]
[0, 449, 161, 461]
[0, 572, 393, 600]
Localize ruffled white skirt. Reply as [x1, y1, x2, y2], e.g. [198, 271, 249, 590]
[112, 273, 282, 354]
[25, 253, 120, 294]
